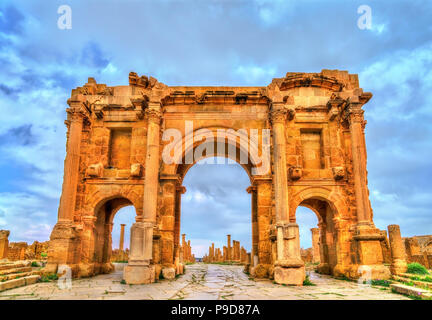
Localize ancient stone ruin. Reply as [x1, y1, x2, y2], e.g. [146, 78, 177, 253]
[46, 69, 402, 285]
[202, 235, 250, 266]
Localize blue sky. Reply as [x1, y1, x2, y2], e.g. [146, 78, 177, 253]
[0, 1, 431, 257]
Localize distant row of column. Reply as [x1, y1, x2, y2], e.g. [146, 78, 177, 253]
[181, 234, 195, 263]
[202, 235, 250, 264]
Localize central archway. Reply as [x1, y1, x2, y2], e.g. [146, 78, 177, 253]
[180, 157, 251, 263]
[158, 126, 274, 277]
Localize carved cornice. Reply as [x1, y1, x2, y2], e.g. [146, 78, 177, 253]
[66, 99, 90, 123]
[246, 185, 257, 194]
[278, 73, 344, 92]
[176, 185, 187, 194]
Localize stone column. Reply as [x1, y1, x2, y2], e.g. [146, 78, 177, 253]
[311, 228, 320, 264]
[255, 177, 272, 267]
[347, 104, 371, 224]
[347, 102, 390, 280]
[270, 104, 305, 285]
[247, 185, 259, 266]
[119, 224, 126, 251]
[124, 105, 162, 284]
[187, 240, 191, 262]
[235, 241, 241, 261]
[0, 230, 9, 260]
[57, 106, 85, 223]
[227, 235, 232, 261]
[388, 225, 407, 275]
[47, 100, 87, 273]
[174, 186, 186, 265]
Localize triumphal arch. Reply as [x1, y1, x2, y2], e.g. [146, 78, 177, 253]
[46, 70, 391, 285]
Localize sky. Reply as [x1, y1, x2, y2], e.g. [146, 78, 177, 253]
[0, 0, 431, 257]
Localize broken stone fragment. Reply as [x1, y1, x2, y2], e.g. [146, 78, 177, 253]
[86, 163, 103, 178]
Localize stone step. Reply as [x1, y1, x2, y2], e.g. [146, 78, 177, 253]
[0, 270, 41, 282]
[0, 266, 32, 276]
[0, 275, 41, 292]
[400, 273, 431, 280]
[393, 275, 432, 290]
[390, 283, 432, 299]
[0, 262, 29, 271]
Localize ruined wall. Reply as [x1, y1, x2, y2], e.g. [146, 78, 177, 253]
[403, 236, 432, 269]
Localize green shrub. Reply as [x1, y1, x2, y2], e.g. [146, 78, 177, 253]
[303, 275, 316, 286]
[407, 263, 429, 275]
[31, 261, 40, 267]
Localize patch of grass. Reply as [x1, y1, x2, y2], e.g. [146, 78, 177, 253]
[409, 275, 432, 283]
[407, 263, 429, 275]
[39, 273, 58, 282]
[303, 275, 316, 286]
[120, 279, 126, 285]
[371, 279, 391, 287]
[407, 293, 423, 300]
[337, 275, 354, 282]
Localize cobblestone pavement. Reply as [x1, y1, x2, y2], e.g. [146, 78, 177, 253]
[0, 263, 409, 300]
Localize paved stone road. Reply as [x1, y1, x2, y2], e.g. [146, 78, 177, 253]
[0, 263, 409, 300]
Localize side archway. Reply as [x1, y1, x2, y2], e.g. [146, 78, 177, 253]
[290, 187, 348, 276]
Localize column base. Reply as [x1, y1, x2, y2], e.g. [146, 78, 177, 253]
[347, 264, 391, 280]
[274, 266, 305, 286]
[316, 263, 331, 275]
[77, 263, 95, 278]
[123, 265, 155, 284]
[390, 259, 408, 275]
[161, 267, 176, 280]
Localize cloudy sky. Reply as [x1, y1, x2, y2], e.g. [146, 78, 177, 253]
[0, 0, 431, 257]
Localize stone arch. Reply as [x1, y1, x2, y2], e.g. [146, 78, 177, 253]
[85, 185, 143, 217]
[161, 125, 269, 182]
[290, 187, 348, 276]
[80, 187, 142, 276]
[290, 186, 347, 221]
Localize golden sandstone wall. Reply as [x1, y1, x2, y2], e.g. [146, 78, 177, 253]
[45, 70, 399, 285]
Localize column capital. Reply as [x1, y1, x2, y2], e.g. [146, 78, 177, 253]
[345, 102, 364, 124]
[269, 106, 295, 124]
[82, 215, 97, 228]
[145, 108, 163, 124]
[66, 106, 88, 123]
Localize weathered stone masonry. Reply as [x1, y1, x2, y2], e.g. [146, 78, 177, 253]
[46, 70, 392, 285]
